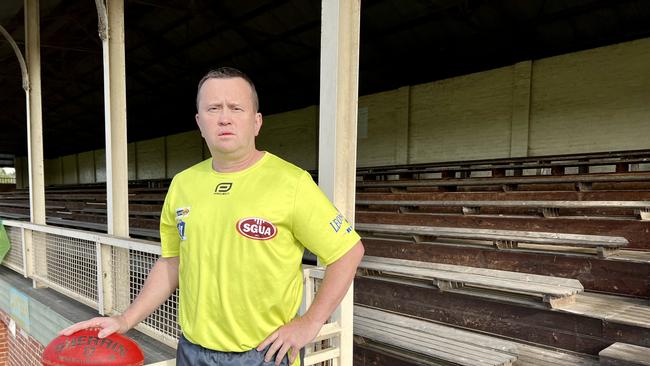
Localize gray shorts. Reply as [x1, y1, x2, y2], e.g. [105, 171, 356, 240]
[176, 334, 301, 366]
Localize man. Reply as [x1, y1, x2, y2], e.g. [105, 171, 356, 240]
[61, 67, 365, 366]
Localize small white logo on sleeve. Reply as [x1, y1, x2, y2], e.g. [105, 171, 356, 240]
[236, 217, 277, 240]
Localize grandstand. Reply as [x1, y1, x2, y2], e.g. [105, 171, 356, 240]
[2, 1, 650, 365]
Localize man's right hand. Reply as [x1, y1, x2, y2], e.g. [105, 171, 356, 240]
[59, 315, 129, 338]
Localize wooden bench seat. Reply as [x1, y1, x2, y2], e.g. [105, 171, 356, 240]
[355, 305, 599, 365]
[356, 150, 650, 179]
[358, 157, 650, 179]
[354, 305, 518, 366]
[70, 207, 160, 217]
[355, 223, 629, 257]
[356, 199, 650, 220]
[0, 212, 30, 220]
[599, 342, 650, 366]
[46, 217, 160, 238]
[359, 256, 583, 308]
[356, 172, 650, 192]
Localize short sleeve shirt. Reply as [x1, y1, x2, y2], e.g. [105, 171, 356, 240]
[160, 153, 360, 354]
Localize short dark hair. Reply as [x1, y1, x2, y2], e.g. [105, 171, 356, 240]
[196, 67, 259, 112]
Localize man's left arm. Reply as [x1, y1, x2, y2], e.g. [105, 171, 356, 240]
[257, 240, 365, 365]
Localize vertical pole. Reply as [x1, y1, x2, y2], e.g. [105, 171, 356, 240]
[318, 0, 361, 364]
[24, 0, 45, 226]
[25, 0, 47, 289]
[99, 0, 129, 237]
[96, 0, 129, 315]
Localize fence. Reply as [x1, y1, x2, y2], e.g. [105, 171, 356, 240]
[0, 219, 347, 365]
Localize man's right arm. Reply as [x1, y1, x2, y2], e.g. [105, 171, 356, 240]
[60, 256, 179, 338]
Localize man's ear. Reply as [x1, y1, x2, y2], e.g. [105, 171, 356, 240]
[254, 112, 263, 136]
[196, 113, 204, 137]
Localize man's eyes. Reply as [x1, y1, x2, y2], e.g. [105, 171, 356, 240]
[207, 106, 244, 112]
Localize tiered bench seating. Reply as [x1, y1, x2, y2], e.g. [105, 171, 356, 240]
[355, 306, 518, 366]
[357, 199, 650, 220]
[359, 256, 584, 308]
[357, 172, 650, 192]
[356, 149, 650, 181]
[354, 306, 599, 366]
[356, 223, 629, 258]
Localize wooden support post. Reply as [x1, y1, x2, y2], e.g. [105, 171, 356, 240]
[25, 0, 47, 289]
[576, 182, 592, 192]
[318, 0, 361, 364]
[597, 247, 619, 259]
[640, 208, 650, 221]
[544, 294, 576, 309]
[551, 166, 564, 176]
[441, 170, 455, 179]
[462, 206, 480, 215]
[460, 165, 471, 178]
[615, 163, 629, 173]
[96, 0, 130, 316]
[494, 240, 518, 249]
[541, 207, 560, 218]
[492, 168, 506, 178]
[24, 0, 46, 227]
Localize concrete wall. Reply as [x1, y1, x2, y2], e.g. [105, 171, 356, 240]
[409, 66, 515, 164]
[357, 87, 410, 167]
[257, 106, 319, 170]
[528, 37, 650, 155]
[166, 130, 203, 177]
[19, 37, 650, 186]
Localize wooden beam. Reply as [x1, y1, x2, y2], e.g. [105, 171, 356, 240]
[318, 0, 361, 364]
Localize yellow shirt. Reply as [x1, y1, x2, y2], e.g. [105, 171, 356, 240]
[160, 152, 360, 354]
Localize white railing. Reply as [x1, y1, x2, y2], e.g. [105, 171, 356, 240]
[0, 219, 346, 365]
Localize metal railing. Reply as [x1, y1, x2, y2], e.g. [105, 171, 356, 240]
[0, 219, 347, 365]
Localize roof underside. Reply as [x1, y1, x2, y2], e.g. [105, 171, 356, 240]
[1, 0, 649, 158]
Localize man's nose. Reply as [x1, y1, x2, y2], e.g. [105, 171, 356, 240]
[217, 111, 232, 125]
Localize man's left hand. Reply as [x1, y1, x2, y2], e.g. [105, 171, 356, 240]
[257, 315, 322, 365]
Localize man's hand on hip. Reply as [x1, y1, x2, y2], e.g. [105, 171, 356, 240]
[257, 315, 322, 366]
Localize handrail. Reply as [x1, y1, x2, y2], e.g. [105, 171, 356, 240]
[0, 219, 343, 365]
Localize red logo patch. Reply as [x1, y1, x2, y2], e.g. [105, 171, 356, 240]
[236, 217, 277, 240]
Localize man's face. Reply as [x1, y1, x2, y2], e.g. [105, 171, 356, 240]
[195, 77, 262, 158]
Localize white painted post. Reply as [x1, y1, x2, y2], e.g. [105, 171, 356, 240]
[318, 0, 361, 364]
[24, 0, 48, 289]
[24, 0, 46, 227]
[96, 0, 129, 315]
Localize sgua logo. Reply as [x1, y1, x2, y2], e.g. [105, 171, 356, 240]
[236, 217, 277, 240]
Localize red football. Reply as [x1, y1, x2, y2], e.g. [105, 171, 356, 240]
[42, 328, 144, 366]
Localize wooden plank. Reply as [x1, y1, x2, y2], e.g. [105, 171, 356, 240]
[362, 236, 650, 298]
[357, 200, 650, 210]
[356, 211, 650, 251]
[355, 276, 650, 355]
[359, 256, 582, 303]
[354, 307, 517, 366]
[560, 293, 650, 329]
[355, 325, 513, 366]
[356, 223, 628, 248]
[356, 318, 511, 365]
[355, 306, 519, 353]
[599, 343, 650, 366]
[362, 256, 583, 289]
[515, 344, 598, 366]
[356, 173, 650, 188]
[356, 152, 650, 178]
